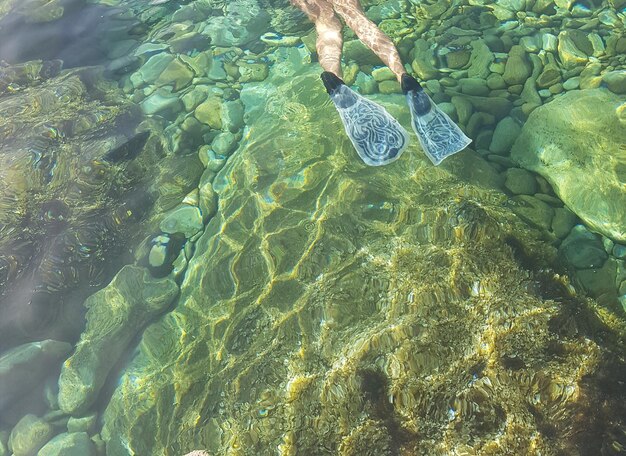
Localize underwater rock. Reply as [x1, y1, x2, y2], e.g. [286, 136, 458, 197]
[38, 432, 96, 456]
[202, 0, 269, 47]
[66, 414, 97, 434]
[57, 265, 178, 415]
[603, 70, 626, 94]
[557, 31, 589, 69]
[536, 63, 562, 89]
[489, 116, 522, 154]
[140, 87, 182, 116]
[221, 99, 245, 132]
[145, 232, 187, 278]
[343, 39, 383, 66]
[511, 88, 626, 242]
[551, 207, 578, 239]
[371, 67, 395, 82]
[8, 414, 53, 456]
[238, 62, 269, 83]
[508, 195, 554, 231]
[503, 45, 532, 86]
[559, 225, 608, 270]
[355, 72, 378, 94]
[504, 168, 537, 195]
[212, 131, 239, 156]
[411, 39, 439, 80]
[0, 63, 173, 350]
[562, 76, 580, 90]
[467, 40, 494, 79]
[156, 57, 195, 91]
[101, 69, 626, 455]
[194, 97, 223, 129]
[0, 340, 71, 413]
[378, 80, 402, 94]
[160, 205, 204, 238]
[181, 85, 210, 112]
[459, 78, 490, 96]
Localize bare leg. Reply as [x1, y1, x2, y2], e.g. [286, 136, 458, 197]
[330, 0, 405, 82]
[289, 0, 344, 77]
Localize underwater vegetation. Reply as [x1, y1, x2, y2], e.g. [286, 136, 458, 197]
[0, 0, 625, 454]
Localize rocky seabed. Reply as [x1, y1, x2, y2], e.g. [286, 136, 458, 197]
[1, 0, 626, 454]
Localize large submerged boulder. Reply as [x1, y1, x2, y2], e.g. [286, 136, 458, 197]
[58, 265, 179, 416]
[511, 88, 626, 242]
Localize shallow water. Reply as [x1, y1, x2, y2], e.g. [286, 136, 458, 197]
[0, 0, 625, 454]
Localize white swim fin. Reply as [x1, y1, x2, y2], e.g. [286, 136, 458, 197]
[322, 72, 409, 166]
[402, 74, 471, 165]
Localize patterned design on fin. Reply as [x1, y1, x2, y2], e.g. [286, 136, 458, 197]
[407, 90, 472, 165]
[330, 85, 409, 166]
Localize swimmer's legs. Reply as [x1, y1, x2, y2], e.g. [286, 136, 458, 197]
[289, 0, 410, 166]
[330, 0, 405, 81]
[289, 0, 343, 77]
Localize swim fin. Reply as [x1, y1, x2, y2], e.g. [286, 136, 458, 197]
[402, 74, 472, 165]
[321, 72, 409, 166]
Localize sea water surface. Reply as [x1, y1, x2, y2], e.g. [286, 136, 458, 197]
[0, 0, 625, 454]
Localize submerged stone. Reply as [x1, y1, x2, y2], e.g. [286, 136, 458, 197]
[503, 45, 532, 86]
[0, 340, 71, 413]
[57, 265, 178, 415]
[490, 116, 522, 154]
[559, 225, 608, 269]
[8, 414, 53, 456]
[511, 89, 626, 242]
[411, 39, 439, 80]
[160, 205, 204, 238]
[603, 70, 626, 94]
[504, 168, 537, 195]
[38, 432, 96, 456]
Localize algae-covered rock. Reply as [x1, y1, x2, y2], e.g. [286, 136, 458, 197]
[511, 89, 626, 242]
[202, 0, 270, 46]
[38, 432, 96, 456]
[559, 225, 608, 270]
[101, 69, 626, 456]
[8, 414, 53, 456]
[503, 45, 532, 86]
[58, 265, 178, 415]
[411, 39, 439, 80]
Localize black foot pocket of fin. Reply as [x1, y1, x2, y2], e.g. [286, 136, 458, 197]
[321, 72, 345, 95]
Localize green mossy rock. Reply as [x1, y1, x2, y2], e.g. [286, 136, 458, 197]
[411, 39, 439, 80]
[511, 89, 626, 242]
[8, 414, 53, 456]
[57, 265, 178, 415]
[559, 225, 608, 270]
[503, 45, 532, 86]
[504, 168, 537, 195]
[38, 432, 96, 456]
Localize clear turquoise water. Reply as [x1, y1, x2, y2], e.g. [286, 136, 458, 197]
[0, 0, 625, 454]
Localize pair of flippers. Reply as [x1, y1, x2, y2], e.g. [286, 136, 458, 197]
[321, 72, 471, 166]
